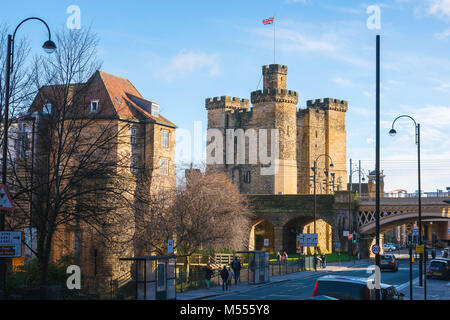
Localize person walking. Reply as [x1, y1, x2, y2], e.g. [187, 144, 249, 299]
[276, 251, 281, 262]
[203, 264, 214, 290]
[231, 256, 242, 285]
[227, 267, 233, 287]
[321, 253, 327, 269]
[220, 265, 229, 291]
[282, 251, 288, 264]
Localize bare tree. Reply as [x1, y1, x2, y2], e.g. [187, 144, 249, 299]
[6, 27, 136, 297]
[135, 165, 252, 273]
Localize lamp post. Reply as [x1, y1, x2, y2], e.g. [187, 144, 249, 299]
[312, 154, 334, 271]
[389, 115, 424, 298]
[0, 17, 56, 300]
[348, 167, 365, 259]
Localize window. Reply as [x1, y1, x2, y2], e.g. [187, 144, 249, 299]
[162, 130, 169, 148]
[130, 156, 137, 173]
[160, 159, 169, 175]
[130, 128, 137, 145]
[43, 103, 52, 114]
[90, 100, 99, 113]
[243, 171, 251, 184]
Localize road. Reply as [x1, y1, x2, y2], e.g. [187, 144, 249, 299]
[208, 259, 421, 300]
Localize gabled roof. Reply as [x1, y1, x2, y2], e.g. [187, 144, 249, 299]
[97, 71, 176, 127]
[29, 70, 176, 128]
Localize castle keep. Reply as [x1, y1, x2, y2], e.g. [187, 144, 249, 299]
[206, 64, 348, 196]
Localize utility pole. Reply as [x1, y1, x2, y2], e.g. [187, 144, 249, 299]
[375, 34, 381, 301]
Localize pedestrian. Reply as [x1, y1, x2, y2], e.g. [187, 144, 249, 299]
[203, 264, 214, 290]
[282, 251, 288, 264]
[227, 267, 233, 287]
[321, 253, 327, 268]
[220, 265, 229, 291]
[276, 251, 281, 262]
[231, 256, 242, 285]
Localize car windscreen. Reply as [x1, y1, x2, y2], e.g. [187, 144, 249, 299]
[430, 261, 446, 269]
[316, 281, 367, 300]
[381, 255, 392, 260]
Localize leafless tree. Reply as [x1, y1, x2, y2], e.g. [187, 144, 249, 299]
[6, 27, 136, 297]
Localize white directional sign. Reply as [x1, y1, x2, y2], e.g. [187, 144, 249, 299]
[297, 234, 318, 247]
[168, 240, 174, 254]
[0, 184, 14, 210]
[0, 231, 22, 258]
[264, 238, 269, 247]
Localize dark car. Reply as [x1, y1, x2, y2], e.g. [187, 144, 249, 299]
[312, 276, 404, 300]
[380, 254, 399, 272]
[426, 258, 450, 280]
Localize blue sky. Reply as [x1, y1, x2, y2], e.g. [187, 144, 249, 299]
[2, 0, 450, 193]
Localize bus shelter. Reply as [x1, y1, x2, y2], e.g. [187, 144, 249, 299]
[119, 255, 176, 300]
[237, 251, 269, 284]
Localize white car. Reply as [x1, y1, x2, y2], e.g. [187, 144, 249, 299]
[383, 244, 394, 252]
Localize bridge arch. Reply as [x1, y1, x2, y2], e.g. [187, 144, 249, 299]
[249, 218, 275, 252]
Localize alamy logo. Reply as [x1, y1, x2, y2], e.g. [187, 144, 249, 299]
[366, 5, 381, 30]
[66, 5, 81, 30]
[66, 265, 81, 290]
[207, 128, 280, 176]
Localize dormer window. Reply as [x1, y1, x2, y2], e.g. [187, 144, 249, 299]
[90, 100, 99, 113]
[43, 103, 52, 114]
[151, 102, 159, 117]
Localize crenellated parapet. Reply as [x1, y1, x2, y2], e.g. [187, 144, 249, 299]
[251, 88, 298, 105]
[205, 96, 249, 110]
[306, 98, 348, 112]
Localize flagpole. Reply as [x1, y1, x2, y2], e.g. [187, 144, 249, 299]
[274, 16, 276, 64]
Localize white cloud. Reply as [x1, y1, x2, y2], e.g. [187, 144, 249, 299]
[435, 27, 450, 39]
[428, 0, 450, 18]
[332, 77, 354, 87]
[154, 50, 220, 82]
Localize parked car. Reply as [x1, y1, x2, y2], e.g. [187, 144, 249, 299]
[426, 258, 450, 280]
[380, 254, 399, 272]
[311, 276, 404, 300]
[386, 243, 398, 251]
[441, 248, 449, 258]
[382, 244, 394, 252]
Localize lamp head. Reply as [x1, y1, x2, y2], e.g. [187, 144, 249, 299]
[42, 40, 56, 54]
[389, 128, 397, 137]
[362, 177, 366, 182]
[330, 163, 334, 168]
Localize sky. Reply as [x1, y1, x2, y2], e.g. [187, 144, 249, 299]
[1, 0, 450, 193]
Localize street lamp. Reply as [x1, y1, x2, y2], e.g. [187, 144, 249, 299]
[0, 16, 56, 300]
[348, 168, 365, 259]
[312, 154, 334, 271]
[389, 115, 424, 294]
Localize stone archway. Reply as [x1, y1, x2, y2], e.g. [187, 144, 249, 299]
[282, 216, 334, 255]
[249, 219, 275, 252]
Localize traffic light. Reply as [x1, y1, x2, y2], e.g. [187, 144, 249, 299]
[352, 233, 357, 243]
[407, 233, 413, 246]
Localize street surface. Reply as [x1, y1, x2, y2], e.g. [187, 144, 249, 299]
[208, 261, 419, 300]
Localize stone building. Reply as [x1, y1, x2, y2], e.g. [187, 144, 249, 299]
[205, 64, 348, 253]
[9, 71, 176, 290]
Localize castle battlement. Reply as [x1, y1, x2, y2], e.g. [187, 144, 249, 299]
[205, 96, 250, 110]
[306, 97, 348, 112]
[263, 64, 288, 75]
[251, 88, 298, 104]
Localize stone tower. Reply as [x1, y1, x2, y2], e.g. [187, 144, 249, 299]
[250, 65, 298, 194]
[297, 98, 348, 194]
[205, 64, 347, 196]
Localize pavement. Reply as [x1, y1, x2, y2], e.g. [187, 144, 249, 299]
[397, 276, 450, 300]
[176, 259, 372, 300]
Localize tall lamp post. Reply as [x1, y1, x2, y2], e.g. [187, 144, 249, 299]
[389, 115, 424, 297]
[312, 154, 334, 271]
[348, 168, 365, 258]
[0, 17, 56, 300]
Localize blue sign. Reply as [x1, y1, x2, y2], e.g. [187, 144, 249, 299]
[413, 228, 418, 234]
[336, 242, 341, 247]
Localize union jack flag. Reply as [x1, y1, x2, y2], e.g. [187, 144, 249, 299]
[263, 17, 274, 25]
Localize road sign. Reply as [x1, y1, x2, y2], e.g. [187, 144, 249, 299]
[413, 228, 418, 234]
[264, 238, 269, 247]
[372, 244, 380, 255]
[0, 231, 22, 258]
[416, 245, 424, 254]
[297, 234, 318, 247]
[343, 231, 349, 237]
[336, 242, 341, 247]
[167, 240, 174, 254]
[0, 184, 14, 210]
